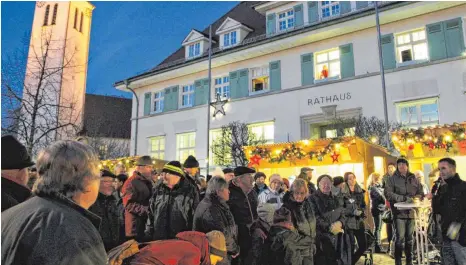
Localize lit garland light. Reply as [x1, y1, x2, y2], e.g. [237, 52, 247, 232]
[99, 156, 167, 172]
[391, 123, 466, 154]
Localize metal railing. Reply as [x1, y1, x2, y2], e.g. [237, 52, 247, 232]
[147, 2, 394, 74]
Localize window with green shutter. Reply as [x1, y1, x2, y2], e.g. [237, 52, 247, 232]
[194, 78, 209, 106]
[143, 92, 151, 116]
[269, 60, 281, 91]
[266, 14, 276, 36]
[301, 53, 314, 86]
[381, 33, 396, 70]
[340, 43, 355, 79]
[444, 18, 465, 58]
[163, 86, 179, 112]
[238, 69, 250, 98]
[427, 22, 447, 61]
[229, 71, 239, 99]
[308, 1, 318, 24]
[294, 4, 304, 28]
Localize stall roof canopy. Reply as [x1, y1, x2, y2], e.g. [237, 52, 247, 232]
[244, 136, 392, 168]
[391, 122, 466, 159]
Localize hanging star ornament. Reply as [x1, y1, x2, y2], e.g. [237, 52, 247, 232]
[248, 155, 262, 167]
[210, 93, 228, 118]
[331, 152, 340, 163]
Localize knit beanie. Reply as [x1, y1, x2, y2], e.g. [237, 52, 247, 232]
[206, 231, 227, 258]
[101, 169, 117, 179]
[254, 172, 266, 181]
[258, 203, 275, 226]
[162, 161, 185, 178]
[396, 157, 409, 167]
[333, 176, 345, 187]
[273, 207, 292, 224]
[183, 155, 199, 168]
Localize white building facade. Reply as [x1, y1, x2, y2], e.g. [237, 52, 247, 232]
[115, 1, 466, 169]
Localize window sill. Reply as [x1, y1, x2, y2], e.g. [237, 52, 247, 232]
[186, 55, 202, 60]
[249, 90, 269, 96]
[150, 110, 163, 115]
[211, 96, 230, 102]
[179, 104, 193, 109]
[221, 44, 238, 49]
[396, 59, 428, 68]
[314, 76, 340, 84]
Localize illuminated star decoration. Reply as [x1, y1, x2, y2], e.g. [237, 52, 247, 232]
[210, 93, 228, 118]
[331, 152, 340, 163]
[248, 155, 262, 167]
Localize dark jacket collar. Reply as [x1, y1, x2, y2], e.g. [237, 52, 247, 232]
[394, 170, 415, 179]
[444, 174, 462, 185]
[1, 177, 31, 203]
[205, 192, 228, 207]
[35, 191, 101, 229]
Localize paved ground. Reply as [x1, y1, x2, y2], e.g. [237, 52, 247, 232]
[355, 253, 393, 265]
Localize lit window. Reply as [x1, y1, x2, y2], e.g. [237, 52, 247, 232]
[181, 84, 194, 107]
[223, 31, 237, 47]
[51, 4, 58, 25]
[396, 98, 439, 128]
[321, 1, 340, 19]
[98, 145, 108, 159]
[149, 136, 165, 160]
[209, 129, 231, 166]
[321, 126, 355, 138]
[251, 66, 269, 93]
[315, 48, 340, 80]
[249, 122, 274, 144]
[153, 91, 164, 113]
[188, 42, 201, 58]
[214, 76, 230, 99]
[176, 132, 196, 162]
[278, 10, 294, 31]
[395, 29, 428, 64]
[43, 5, 50, 26]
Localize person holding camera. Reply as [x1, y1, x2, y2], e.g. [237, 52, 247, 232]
[384, 158, 424, 265]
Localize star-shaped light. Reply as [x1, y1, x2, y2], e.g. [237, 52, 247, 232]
[210, 93, 228, 118]
[331, 152, 340, 163]
[248, 155, 262, 167]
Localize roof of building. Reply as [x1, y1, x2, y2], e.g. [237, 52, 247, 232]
[82, 93, 132, 139]
[156, 1, 265, 67]
[114, 1, 405, 86]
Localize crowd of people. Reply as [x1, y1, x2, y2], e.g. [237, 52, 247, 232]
[1, 135, 465, 265]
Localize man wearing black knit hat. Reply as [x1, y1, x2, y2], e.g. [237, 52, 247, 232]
[145, 161, 199, 241]
[385, 157, 424, 265]
[183, 155, 201, 193]
[1, 135, 34, 212]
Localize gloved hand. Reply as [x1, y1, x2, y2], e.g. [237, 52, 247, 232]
[353, 209, 363, 216]
[405, 197, 414, 203]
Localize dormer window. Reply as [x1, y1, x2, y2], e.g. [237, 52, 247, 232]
[188, 43, 201, 58]
[224, 31, 237, 47]
[278, 10, 294, 31]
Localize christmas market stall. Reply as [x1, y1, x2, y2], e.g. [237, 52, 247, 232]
[99, 156, 167, 174]
[244, 136, 396, 188]
[391, 122, 466, 186]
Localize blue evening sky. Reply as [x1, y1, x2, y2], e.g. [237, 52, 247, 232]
[1, 1, 238, 98]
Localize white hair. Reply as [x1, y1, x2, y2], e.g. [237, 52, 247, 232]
[206, 176, 228, 195]
[414, 170, 424, 178]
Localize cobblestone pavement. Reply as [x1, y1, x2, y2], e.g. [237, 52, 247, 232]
[355, 253, 394, 265]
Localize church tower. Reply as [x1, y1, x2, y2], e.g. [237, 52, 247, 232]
[22, 1, 94, 149]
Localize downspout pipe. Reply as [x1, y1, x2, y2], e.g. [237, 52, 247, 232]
[124, 79, 138, 156]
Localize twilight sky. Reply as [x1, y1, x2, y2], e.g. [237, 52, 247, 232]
[1, 1, 238, 98]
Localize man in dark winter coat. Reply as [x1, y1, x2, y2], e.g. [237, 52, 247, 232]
[297, 167, 317, 195]
[228, 166, 266, 265]
[194, 176, 240, 264]
[253, 172, 268, 195]
[122, 156, 154, 241]
[184, 155, 200, 188]
[384, 158, 424, 265]
[1, 135, 34, 212]
[89, 170, 122, 251]
[382, 162, 396, 256]
[432, 158, 466, 265]
[1, 140, 106, 265]
[145, 161, 199, 240]
[310, 175, 349, 265]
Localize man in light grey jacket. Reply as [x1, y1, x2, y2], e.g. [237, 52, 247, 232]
[385, 158, 424, 265]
